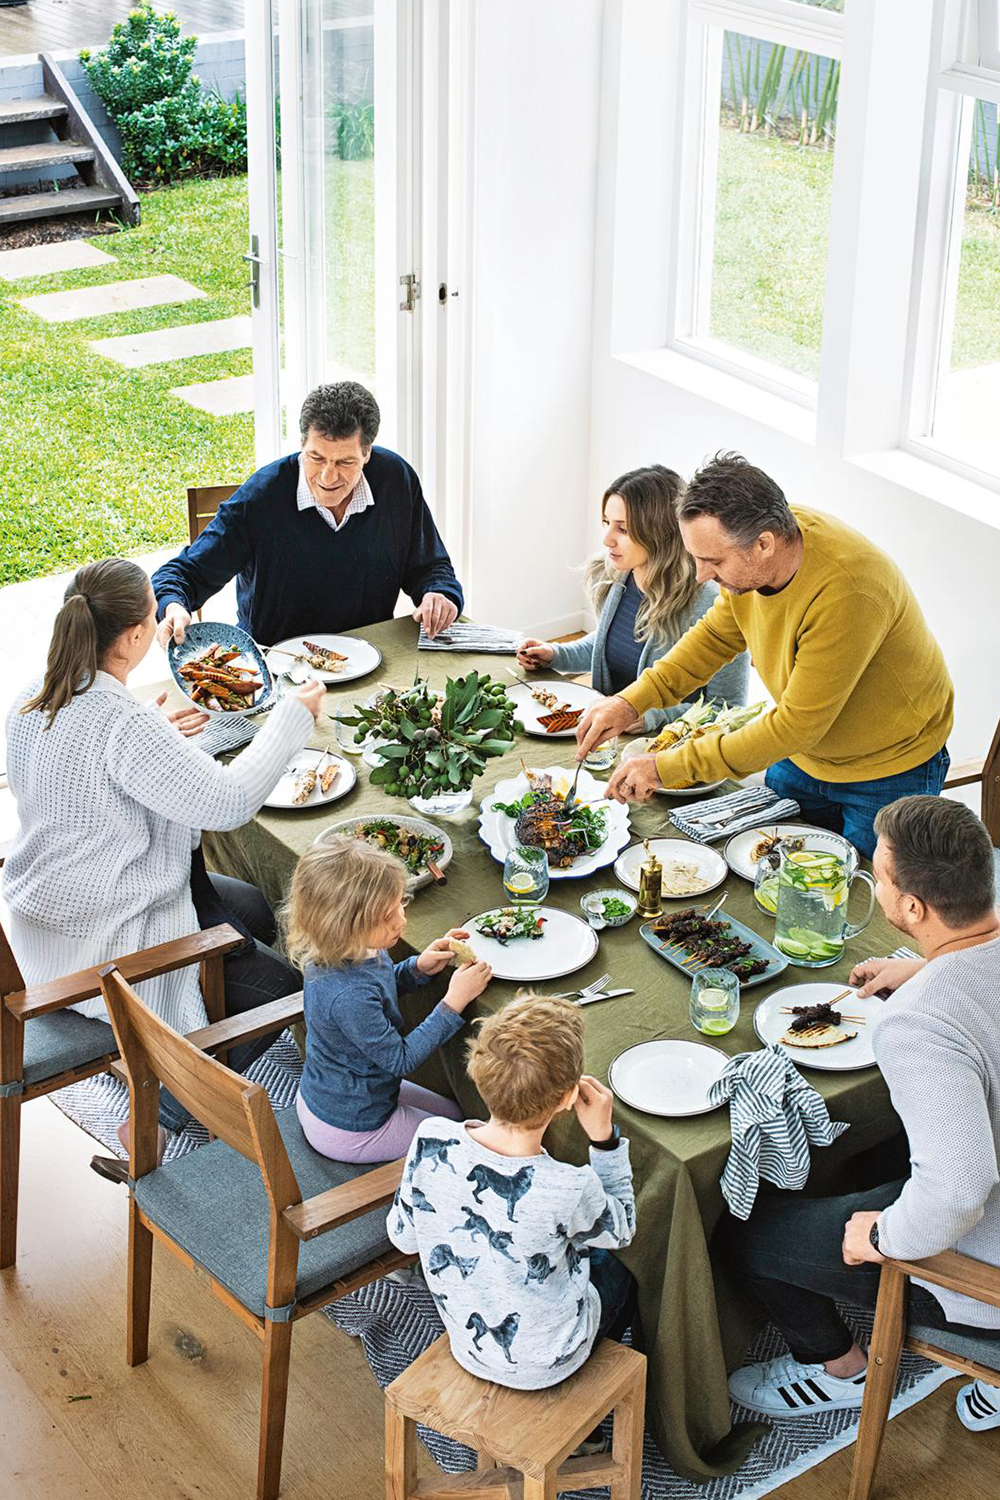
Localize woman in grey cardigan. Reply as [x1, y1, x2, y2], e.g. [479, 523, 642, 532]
[518, 465, 748, 729]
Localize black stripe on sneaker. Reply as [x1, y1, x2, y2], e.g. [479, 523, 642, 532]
[967, 1385, 997, 1419]
[975, 1383, 1000, 1413]
[778, 1384, 801, 1409]
[805, 1379, 832, 1403]
[965, 1388, 988, 1420]
[789, 1382, 816, 1407]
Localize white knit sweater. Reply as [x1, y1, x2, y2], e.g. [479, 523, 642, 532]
[2, 672, 312, 1032]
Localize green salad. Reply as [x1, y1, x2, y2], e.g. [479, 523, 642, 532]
[475, 908, 547, 945]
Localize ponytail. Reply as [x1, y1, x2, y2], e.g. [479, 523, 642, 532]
[21, 558, 151, 727]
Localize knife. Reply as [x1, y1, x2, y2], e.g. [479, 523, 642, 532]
[576, 988, 634, 1006]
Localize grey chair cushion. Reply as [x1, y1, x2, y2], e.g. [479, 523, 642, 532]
[135, 1105, 395, 1317]
[910, 1321, 1000, 1373]
[23, 1010, 117, 1088]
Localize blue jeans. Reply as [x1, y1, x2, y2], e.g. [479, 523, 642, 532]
[591, 1247, 636, 1343]
[765, 746, 951, 860]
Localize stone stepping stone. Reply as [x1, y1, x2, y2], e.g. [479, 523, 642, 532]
[17, 274, 206, 323]
[170, 373, 253, 416]
[0, 240, 116, 280]
[89, 314, 252, 368]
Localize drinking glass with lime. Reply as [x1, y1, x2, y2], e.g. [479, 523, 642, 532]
[773, 845, 876, 967]
[690, 968, 740, 1036]
[502, 845, 549, 905]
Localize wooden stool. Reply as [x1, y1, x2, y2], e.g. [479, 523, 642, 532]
[385, 1334, 646, 1500]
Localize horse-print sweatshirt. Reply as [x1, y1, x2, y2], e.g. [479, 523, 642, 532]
[387, 1118, 636, 1389]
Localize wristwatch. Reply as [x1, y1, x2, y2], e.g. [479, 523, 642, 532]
[591, 1124, 621, 1152]
[869, 1220, 881, 1251]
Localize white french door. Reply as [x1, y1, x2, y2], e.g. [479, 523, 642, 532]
[244, 0, 472, 575]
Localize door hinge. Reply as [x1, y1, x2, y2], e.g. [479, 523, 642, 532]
[399, 272, 421, 312]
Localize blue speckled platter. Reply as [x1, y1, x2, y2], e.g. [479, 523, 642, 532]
[167, 620, 275, 718]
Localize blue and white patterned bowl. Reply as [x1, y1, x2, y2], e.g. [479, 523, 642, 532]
[167, 620, 274, 718]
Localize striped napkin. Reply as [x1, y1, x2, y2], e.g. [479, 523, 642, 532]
[669, 786, 800, 843]
[418, 623, 522, 653]
[708, 1044, 850, 1219]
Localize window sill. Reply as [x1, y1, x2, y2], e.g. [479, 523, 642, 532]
[849, 447, 1000, 534]
[615, 346, 817, 445]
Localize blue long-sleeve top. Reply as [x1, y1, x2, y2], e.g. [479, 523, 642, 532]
[299, 951, 465, 1132]
[151, 447, 464, 646]
[549, 579, 749, 731]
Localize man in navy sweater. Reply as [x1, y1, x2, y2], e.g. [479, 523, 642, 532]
[153, 381, 464, 647]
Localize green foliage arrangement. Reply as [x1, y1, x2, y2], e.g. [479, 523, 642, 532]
[80, 5, 247, 182]
[328, 99, 374, 161]
[344, 674, 522, 800]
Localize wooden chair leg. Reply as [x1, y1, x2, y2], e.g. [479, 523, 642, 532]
[848, 1264, 907, 1500]
[0, 1093, 22, 1271]
[610, 1365, 646, 1500]
[257, 1320, 294, 1500]
[126, 1200, 153, 1366]
[385, 1404, 416, 1500]
[523, 1474, 557, 1500]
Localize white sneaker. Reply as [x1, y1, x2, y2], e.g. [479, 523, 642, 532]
[956, 1379, 1000, 1431]
[729, 1352, 868, 1416]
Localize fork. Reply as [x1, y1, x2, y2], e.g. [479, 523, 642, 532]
[561, 759, 585, 816]
[551, 972, 611, 1001]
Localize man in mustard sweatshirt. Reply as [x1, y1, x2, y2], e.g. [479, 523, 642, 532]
[575, 453, 953, 857]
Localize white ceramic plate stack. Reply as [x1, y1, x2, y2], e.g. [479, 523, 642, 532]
[313, 814, 454, 891]
[263, 750, 357, 810]
[478, 766, 631, 880]
[619, 737, 727, 797]
[724, 825, 859, 882]
[504, 679, 603, 738]
[613, 838, 728, 898]
[608, 1039, 729, 1117]
[463, 907, 599, 982]
[753, 982, 882, 1071]
[265, 633, 383, 686]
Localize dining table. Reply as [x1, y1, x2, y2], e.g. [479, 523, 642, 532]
[170, 614, 906, 1481]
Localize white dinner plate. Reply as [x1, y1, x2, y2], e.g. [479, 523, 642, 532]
[753, 982, 883, 1071]
[265, 633, 383, 686]
[313, 814, 453, 891]
[608, 1039, 729, 1117]
[724, 825, 859, 883]
[613, 838, 727, 898]
[263, 749, 357, 810]
[478, 766, 631, 880]
[464, 907, 599, 982]
[620, 737, 727, 797]
[504, 679, 603, 738]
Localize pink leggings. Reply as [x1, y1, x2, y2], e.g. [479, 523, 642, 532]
[296, 1082, 463, 1164]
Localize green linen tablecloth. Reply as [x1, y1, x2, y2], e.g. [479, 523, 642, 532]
[183, 616, 903, 1479]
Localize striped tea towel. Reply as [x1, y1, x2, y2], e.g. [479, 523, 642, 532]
[418, 623, 522, 653]
[669, 786, 801, 843]
[708, 1044, 850, 1219]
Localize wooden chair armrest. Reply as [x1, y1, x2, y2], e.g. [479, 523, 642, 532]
[282, 1158, 405, 1241]
[886, 1249, 1000, 1308]
[943, 756, 986, 789]
[186, 992, 304, 1055]
[5, 924, 245, 1022]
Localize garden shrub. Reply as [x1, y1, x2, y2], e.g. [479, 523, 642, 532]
[80, 5, 247, 182]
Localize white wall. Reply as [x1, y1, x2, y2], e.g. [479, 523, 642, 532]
[463, 0, 604, 639]
[585, 1, 999, 763]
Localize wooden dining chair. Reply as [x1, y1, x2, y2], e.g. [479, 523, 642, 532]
[943, 716, 1000, 846]
[186, 482, 240, 546]
[848, 1249, 1000, 1500]
[98, 962, 412, 1500]
[0, 917, 248, 1271]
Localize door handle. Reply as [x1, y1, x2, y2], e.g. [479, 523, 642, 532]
[242, 235, 262, 309]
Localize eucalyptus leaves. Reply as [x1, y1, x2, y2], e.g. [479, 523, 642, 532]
[344, 673, 523, 800]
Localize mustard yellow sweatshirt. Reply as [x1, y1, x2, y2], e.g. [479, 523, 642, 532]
[620, 507, 953, 787]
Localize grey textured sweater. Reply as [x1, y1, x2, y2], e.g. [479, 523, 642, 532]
[387, 1119, 635, 1388]
[875, 936, 1000, 1326]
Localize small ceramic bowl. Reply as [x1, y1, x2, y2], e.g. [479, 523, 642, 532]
[581, 888, 638, 929]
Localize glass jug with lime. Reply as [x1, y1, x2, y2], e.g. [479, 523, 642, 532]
[773, 844, 876, 967]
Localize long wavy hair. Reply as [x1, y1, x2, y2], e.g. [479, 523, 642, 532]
[585, 465, 698, 640]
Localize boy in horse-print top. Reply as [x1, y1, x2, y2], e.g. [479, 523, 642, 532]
[387, 995, 637, 1390]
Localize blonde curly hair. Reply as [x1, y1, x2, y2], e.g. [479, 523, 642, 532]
[282, 836, 408, 969]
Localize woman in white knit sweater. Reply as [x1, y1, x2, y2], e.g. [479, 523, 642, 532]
[3, 558, 323, 1158]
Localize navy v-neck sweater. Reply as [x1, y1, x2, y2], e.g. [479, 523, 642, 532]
[152, 446, 463, 646]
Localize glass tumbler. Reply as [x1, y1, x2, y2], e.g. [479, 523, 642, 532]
[583, 736, 619, 772]
[502, 845, 550, 905]
[689, 967, 741, 1036]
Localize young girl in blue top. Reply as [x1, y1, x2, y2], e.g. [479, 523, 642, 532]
[517, 465, 748, 727]
[285, 836, 491, 1163]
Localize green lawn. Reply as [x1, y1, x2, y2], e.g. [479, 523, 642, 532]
[710, 122, 1000, 379]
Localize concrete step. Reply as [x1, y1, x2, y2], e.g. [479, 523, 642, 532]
[0, 139, 95, 172]
[0, 185, 121, 225]
[0, 96, 69, 127]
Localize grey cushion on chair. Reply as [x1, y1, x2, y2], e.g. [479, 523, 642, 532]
[135, 1105, 395, 1317]
[22, 1010, 117, 1088]
[910, 1322, 1000, 1373]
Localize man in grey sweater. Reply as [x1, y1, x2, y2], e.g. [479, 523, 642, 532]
[725, 795, 1000, 1428]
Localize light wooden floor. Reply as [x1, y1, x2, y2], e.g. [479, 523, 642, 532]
[2, 1100, 999, 1499]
